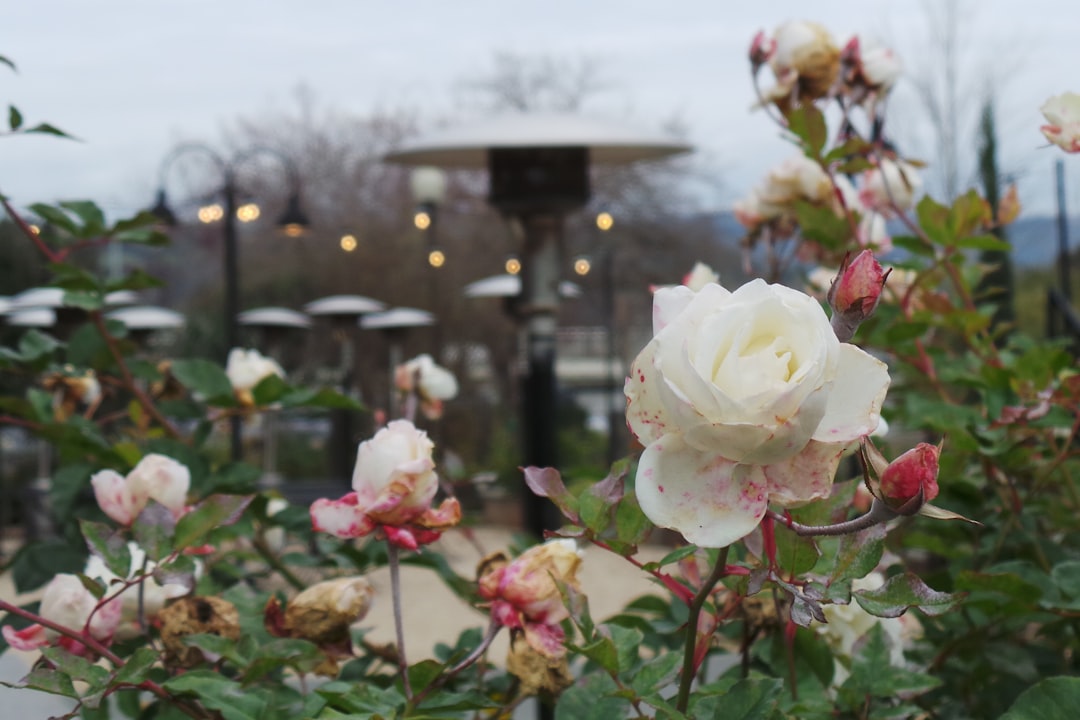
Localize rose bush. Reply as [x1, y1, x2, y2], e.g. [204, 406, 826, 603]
[625, 277, 888, 546]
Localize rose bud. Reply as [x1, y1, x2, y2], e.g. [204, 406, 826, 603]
[283, 577, 374, 645]
[827, 250, 887, 341]
[879, 443, 940, 513]
[749, 30, 776, 71]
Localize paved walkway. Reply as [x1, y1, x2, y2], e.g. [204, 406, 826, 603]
[0, 526, 672, 717]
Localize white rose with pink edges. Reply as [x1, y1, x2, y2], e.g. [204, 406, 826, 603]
[625, 278, 889, 547]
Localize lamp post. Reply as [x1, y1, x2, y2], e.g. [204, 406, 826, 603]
[387, 113, 691, 539]
[149, 143, 310, 460]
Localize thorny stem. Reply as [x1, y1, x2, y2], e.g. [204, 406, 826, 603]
[0, 599, 211, 719]
[410, 618, 501, 709]
[765, 500, 897, 537]
[1, 195, 62, 263]
[676, 547, 730, 714]
[387, 541, 413, 699]
[589, 538, 697, 604]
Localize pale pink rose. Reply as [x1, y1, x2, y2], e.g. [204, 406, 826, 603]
[1040, 92, 1080, 153]
[625, 279, 889, 547]
[91, 453, 191, 526]
[310, 420, 461, 548]
[477, 540, 583, 659]
[2, 574, 122, 656]
[860, 159, 922, 214]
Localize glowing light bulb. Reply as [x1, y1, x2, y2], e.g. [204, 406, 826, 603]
[428, 249, 446, 268]
[198, 204, 224, 223]
[236, 203, 261, 222]
[596, 211, 614, 231]
[340, 234, 357, 252]
[505, 257, 522, 275]
[574, 257, 592, 276]
[414, 211, 432, 230]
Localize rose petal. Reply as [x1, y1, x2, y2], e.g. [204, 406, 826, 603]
[2, 623, 48, 651]
[523, 621, 567, 659]
[761, 439, 850, 506]
[811, 344, 890, 443]
[652, 284, 699, 334]
[310, 494, 375, 538]
[635, 433, 769, 548]
[416, 497, 463, 529]
[90, 469, 139, 526]
[625, 338, 682, 447]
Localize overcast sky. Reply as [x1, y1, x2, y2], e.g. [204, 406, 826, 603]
[2, 0, 1077, 221]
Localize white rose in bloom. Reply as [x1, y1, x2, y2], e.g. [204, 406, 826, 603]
[858, 41, 902, 91]
[226, 348, 285, 403]
[625, 279, 889, 547]
[860, 159, 922, 213]
[84, 542, 193, 638]
[1041, 92, 1080, 153]
[91, 453, 191, 526]
[2, 574, 123, 653]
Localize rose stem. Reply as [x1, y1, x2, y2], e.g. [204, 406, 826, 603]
[386, 540, 413, 699]
[676, 546, 730, 714]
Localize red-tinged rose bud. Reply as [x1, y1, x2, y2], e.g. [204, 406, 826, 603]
[749, 30, 776, 70]
[828, 250, 887, 342]
[880, 443, 940, 513]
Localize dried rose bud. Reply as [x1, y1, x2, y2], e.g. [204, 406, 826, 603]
[880, 443, 940, 513]
[158, 596, 240, 668]
[284, 577, 374, 645]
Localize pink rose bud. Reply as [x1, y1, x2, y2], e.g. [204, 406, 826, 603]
[749, 30, 776, 70]
[880, 443, 940, 512]
[827, 250, 887, 342]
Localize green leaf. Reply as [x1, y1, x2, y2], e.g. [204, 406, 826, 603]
[854, 571, 961, 617]
[916, 195, 952, 245]
[11, 540, 86, 592]
[165, 671, 267, 720]
[80, 519, 133, 579]
[787, 105, 828, 156]
[842, 624, 941, 700]
[644, 544, 698, 571]
[1000, 676, 1080, 720]
[17, 329, 62, 361]
[9, 104, 22, 130]
[170, 358, 234, 402]
[251, 374, 289, 405]
[181, 634, 248, 667]
[244, 638, 323, 682]
[132, 501, 177, 561]
[174, 494, 253, 549]
[889, 234, 935, 257]
[828, 524, 885, 585]
[60, 200, 107, 235]
[575, 635, 619, 674]
[955, 233, 1011, 251]
[29, 203, 80, 234]
[279, 386, 363, 410]
[24, 122, 74, 139]
[42, 646, 110, 686]
[1, 668, 78, 698]
[691, 677, 783, 719]
[555, 673, 626, 720]
[113, 647, 161, 686]
[793, 200, 851, 249]
[606, 623, 644, 673]
[1051, 560, 1080, 599]
[774, 527, 819, 576]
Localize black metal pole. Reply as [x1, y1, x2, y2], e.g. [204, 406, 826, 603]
[519, 213, 564, 539]
[222, 177, 243, 461]
[1056, 158, 1072, 303]
[604, 247, 621, 467]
